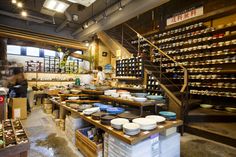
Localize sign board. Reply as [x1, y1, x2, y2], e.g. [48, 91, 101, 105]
[0, 96, 4, 104]
[167, 6, 204, 26]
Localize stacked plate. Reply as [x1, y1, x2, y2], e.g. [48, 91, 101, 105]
[77, 104, 92, 112]
[118, 111, 140, 121]
[146, 95, 163, 100]
[123, 123, 140, 136]
[101, 115, 116, 125]
[145, 115, 166, 123]
[132, 97, 147, 102]
[106, 107, 125, 114]
[132, 118, 157, 131]
[94, 103, 112, 111]
[111, 118, 129, 130]
[104, 90, 116, 96]
[82, 107, 100, 115]
[91, 112, 108, 120]
[159, 111, 176, 120]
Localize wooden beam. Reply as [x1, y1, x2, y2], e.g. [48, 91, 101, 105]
[0, 24, 88, 50]
[70, 52, 90, 61]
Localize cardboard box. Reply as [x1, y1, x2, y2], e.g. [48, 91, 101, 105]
[10, 98, 27, 120]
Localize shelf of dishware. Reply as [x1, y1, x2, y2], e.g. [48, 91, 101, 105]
[164, 68, 236, 74]
[146, 74, 162, 95]
[0, 119, 29, 156]
[28, 80, 75, 82]
[112, 77, 143, 81]
[60, 104, 182, 145]
[190, 90, 236, 98]
[116, 57, 144, 78]
[189, 84, 236, 89]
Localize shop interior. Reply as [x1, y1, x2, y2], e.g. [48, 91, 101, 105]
[0, 0, 236, 157]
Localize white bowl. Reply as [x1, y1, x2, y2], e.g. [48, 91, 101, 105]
[111, 118, 129, 130]
[123, 123, 140, 135]
[68, 97, 80, 100]
[133, 97, 147, 102]
[145, 115, 166, 123]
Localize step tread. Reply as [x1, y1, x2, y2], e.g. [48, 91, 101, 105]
[186, 122, 236, 140]
[188, 108, 236, 116]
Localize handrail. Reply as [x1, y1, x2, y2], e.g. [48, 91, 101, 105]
[124, 23, 188, 93]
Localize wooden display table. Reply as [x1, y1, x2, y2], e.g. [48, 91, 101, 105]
[61, 104, 183, 145]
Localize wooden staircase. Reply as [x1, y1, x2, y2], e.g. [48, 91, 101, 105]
[105, 23, 236, 147]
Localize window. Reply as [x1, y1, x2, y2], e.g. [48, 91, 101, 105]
[7, 45, 21, 55]
[44, 49, 55, 57]
[26, 47, 39, 56]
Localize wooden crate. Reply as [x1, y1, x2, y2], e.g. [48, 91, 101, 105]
[75, 130, 102, 157]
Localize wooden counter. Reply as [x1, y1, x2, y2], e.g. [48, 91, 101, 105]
[61, 104, 183, 145]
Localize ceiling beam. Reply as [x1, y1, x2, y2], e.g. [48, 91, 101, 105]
[74, 0, 170, 40]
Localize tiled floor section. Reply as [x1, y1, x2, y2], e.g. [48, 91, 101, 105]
[21, 106, 236, 157]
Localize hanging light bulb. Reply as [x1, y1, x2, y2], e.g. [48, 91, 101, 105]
[17, 2, 23, 8]
[21, 10, 27, 17]
[12, 0, 17, 4]
[118, 1, 123, 11]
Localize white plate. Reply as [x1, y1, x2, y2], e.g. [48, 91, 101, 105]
[132, 118, 157, 130]
[68, 97, 80, 100]
[145, 115, 166, 123]
[132, 97, 147, 102]
[82, 107, 100, 115]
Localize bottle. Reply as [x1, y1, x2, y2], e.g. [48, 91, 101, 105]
[75, 77, 80, 86]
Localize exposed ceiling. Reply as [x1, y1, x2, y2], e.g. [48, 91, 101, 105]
[0, 0, 170, 41]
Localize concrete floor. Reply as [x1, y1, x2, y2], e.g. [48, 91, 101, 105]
[22, 106, 236, 157]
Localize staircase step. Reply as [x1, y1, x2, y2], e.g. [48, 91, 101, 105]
[164, 84, 182, 91]
[187, 107, 236, 122]
[186, 99, 202, 110]
[185, 122, 236, 147]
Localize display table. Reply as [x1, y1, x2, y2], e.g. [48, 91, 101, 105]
[61, 104, 182, 145]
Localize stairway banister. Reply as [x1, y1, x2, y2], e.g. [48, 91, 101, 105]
[124, 23, 188, 93]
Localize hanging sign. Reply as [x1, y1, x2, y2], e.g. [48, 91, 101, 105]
[167, 6, 204, 26]
[0, 96, 4, 104]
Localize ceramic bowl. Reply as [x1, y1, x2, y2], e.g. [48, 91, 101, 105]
[106, 107, 125, 114]
[225, 107, 236, 113]
[111, 118, 129, 130]
[123, 123, 140, 135]
[200, 104, 213, 109]
[132, 97, 147, 102]
[132, 93, 148, 98]
[83, 107, 100, 115]
[111, 92, 119, 98]
[132, 118, 157, 130]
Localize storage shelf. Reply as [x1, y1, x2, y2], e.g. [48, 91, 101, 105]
[189, 85, 236, 89]
[28, 80, 75, 82]
[113, 77, 143, 81]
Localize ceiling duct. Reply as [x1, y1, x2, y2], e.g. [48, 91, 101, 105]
[56, 11, 72, 32]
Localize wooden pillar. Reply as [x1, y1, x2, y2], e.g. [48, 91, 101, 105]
[94, 38, 99, 69]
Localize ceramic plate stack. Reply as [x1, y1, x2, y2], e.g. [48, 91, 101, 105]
[77, 104, 92, 112]
[104, 90, 116, 96]
[82, 107, 100, 115]
[145, 115, 166, 123]
[132, 97, 147, 102]
[101, 115, 116, 125]
[94, 103, 112, 111]
[118, 111, 140, 121]
[159, 111, 176, 120]
[111, 118, 129, 130]
[91, 112, 108, 120]
[123, 123, 140, 136]
[106, 107, 125, 115]
[132, 118, 157, 131]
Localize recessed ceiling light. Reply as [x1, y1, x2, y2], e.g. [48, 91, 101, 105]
[43, 0, 69, 13]
[21, 10, 27, 17]
[17, 2, 23, 8]
[12, 0, 17, 4]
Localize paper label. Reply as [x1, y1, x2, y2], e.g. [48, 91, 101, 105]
[14, 108, 21, 119]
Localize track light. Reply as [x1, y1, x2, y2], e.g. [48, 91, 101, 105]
[17, 2, 23, 8]
[21, 10, 27, 17]
[12, 0, 17, 4]
[118, 1, 123, 11]
[84, 23, 88, 28]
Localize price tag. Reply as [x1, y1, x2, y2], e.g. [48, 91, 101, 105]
[143, 131, 150, 135]
[172, 121, 177, 124]
[124, 135, 130, 138]
[158, 125, 164, 128]
[109, 127, 113, 130]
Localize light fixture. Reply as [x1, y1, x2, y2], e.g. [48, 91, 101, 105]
[12, 0, 17, 4]
[84, 23, 88, 28]
[118, 1, 123, 11]
[21, 10, 27, 17]
[17, 2, 23, 8]
[85, 42, 89, 47]
[43, 0, 70, 13]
